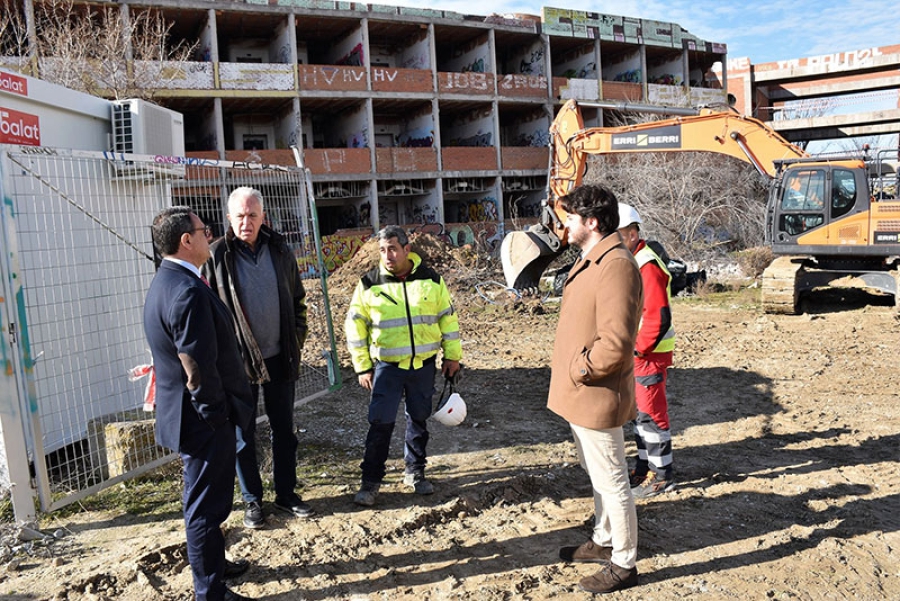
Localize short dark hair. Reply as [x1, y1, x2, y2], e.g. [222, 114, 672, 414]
[151, 206, 194, 256]
[377, 225, 409, 246]
[558, 184, 620, 236]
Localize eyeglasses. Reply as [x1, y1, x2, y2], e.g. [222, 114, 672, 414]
[191, 225, 212, 238]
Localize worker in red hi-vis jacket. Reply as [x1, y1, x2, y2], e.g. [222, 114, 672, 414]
[616, 203, 676, 499]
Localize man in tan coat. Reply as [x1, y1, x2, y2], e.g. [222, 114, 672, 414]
[548, 184, 643, 594]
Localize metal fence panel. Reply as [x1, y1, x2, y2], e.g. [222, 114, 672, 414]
[0, 147, 339, 517]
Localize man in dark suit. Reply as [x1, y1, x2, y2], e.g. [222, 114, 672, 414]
[143, 206, 256, 601]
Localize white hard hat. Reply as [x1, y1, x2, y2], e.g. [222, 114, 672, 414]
[618, 203, 642, 229]
[433, 392, 467, 426]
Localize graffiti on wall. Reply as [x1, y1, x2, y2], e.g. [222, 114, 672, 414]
[454, 197, 498, 223]
[377, 203, 394, 228]
[406, 204, 439, 225]
[442, 72, 491, 91]
[346, 129, 368, 148]
[614, 69, 642, 83]
[399, 127, 435, 148]
[359, 202, 371, 227]
[562, 62, 597, 79]
[300, 67, 367, 87]
[461, 58, 485, 73]
[339, 205, 360, 228]
[337, 43, 364, 67]
[449, 132, 492, 147]
[498, 74, 547, 91]
[400, 53, 428, 70]
[519, 48, 545, 75]
[506, 197, 542, 218]
[650, 73, 683, 85]
[298, 233, 368, 276]
[277, 42, 291, 63]
[411, 222, 504, 253]
[512, 130, 550, 147]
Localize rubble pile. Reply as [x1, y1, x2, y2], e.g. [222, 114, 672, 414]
[326, 233, 505, 305]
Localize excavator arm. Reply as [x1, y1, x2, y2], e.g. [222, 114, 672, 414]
[501, 99, 808, 291]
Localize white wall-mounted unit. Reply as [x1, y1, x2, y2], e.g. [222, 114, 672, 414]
[111, 99, 185, 157]
[111, 99, 186, 179]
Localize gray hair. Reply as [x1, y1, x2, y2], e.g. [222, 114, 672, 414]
[227, 186, 265, 211]
[377, 225, 409, 246]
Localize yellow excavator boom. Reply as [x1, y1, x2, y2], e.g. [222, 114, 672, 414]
[501, 99, 808, 290]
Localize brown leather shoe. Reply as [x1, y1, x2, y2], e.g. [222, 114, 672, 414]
[579, 562, 638, 594]
[558, 540, 612, 563]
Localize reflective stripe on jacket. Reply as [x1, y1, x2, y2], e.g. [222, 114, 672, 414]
[634, 242, 675, 354]
[345, 252, 462, 373]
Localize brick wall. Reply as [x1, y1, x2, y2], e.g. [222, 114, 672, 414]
[438, 72, 494, 96]
[298, 64, 367, 91]
[501, 147, 548, 170]
[602, 81, 643, 101]
[303, 148, 372, 174]
[374, 148, 438, 172]
[371, 67, 434, 93]
[442, 147, 497, 171]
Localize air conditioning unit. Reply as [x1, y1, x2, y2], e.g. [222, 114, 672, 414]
[110, 99, 186, 178]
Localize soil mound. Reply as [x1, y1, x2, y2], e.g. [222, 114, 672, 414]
[327, 232, 505, 304]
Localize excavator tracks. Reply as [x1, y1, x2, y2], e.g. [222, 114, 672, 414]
[761, 256, 803, 314]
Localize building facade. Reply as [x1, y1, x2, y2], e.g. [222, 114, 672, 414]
[1, 0, 727, 238]
[711, 44, 900, 145]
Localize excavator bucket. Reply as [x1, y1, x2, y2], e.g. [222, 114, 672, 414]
[500, 226, 564, 291]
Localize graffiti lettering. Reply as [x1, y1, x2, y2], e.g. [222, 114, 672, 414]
[613, 69, 642, 83]
[372, 68, 398, 82]
[148, 155, 217, 166]
[499, 74, 545, 90]
[19, 146, 57, 155]
[450, 132, 492, 147]
[312, 67, 367, 86]
[807, 47, 883, 68]
[445, 72, 490, 91]
[513, 130, 550, 147]
[401, 135, 434, 148]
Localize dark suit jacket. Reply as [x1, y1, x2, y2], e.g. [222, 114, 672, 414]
[143, 260, 255, 452]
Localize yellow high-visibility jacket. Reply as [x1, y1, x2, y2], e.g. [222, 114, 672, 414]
[345, 252, 462, 373]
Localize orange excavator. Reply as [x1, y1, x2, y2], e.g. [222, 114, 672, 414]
[500, 99, 900, 313]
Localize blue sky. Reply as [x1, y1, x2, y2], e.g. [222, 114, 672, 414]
[386, 0, 898, 65]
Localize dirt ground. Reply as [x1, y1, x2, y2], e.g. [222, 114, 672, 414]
[2, 239, 899, 600]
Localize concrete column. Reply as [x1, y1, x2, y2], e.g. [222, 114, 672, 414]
[214, 97, 225, 159]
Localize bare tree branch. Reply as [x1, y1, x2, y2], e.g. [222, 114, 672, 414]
[2, 0, 196, 101]
[585, 151, 769, 263]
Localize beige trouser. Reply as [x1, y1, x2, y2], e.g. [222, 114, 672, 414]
[570, 423, 639, 569]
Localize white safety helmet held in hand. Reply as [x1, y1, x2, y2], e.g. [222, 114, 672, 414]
[433, 392, 467, 426]
[617, 203, 642, 229]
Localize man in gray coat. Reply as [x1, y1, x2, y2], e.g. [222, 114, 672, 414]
[204, 187, 311, 529]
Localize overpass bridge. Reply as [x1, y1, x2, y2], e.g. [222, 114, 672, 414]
[717, 44, 900, 145]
